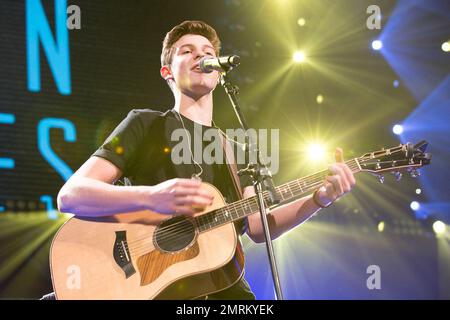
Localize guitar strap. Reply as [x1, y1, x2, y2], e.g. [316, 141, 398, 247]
[219, 132, 244, 200]
[198, 132, 249, 300]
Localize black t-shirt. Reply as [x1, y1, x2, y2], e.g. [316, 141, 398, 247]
[92, 108, 255, 299]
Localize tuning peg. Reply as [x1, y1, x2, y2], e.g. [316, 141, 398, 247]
[377, 174, 385, 184]
[409, 169, 420, 178]
[392, 171, 402, 181]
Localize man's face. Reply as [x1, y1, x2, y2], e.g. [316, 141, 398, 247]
[163, 34, 220, 99]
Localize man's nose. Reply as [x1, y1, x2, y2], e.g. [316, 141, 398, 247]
[195, 53, 205, 61]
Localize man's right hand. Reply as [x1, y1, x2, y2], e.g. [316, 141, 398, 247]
[146, 178, 214, 216]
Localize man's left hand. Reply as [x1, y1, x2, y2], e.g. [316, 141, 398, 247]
[316, 148, 356, 207]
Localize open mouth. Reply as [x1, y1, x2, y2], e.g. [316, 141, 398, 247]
[191, 63, 202, 72]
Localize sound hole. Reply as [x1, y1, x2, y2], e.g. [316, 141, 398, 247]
[154, 216, 197, 252]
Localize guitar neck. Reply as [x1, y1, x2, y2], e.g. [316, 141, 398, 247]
[195, 158, 361, 233]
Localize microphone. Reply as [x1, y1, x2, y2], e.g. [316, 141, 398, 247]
[199, 55, 241, 73]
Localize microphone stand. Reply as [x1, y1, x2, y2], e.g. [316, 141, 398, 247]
[220, 71, 284, 300]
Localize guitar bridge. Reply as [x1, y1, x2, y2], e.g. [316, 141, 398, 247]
[113, 231, 136, 278]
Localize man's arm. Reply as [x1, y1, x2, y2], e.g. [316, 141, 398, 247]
[245, 148, 356, 243]
[57, 156, 150, 216]
[57, 156, 214, 217]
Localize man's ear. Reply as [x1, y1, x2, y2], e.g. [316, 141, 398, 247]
[160, 65, 173, 81]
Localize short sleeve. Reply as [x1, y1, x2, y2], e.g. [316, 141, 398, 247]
[92, 109, 152, 175]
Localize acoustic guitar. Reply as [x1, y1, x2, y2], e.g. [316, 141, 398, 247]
[50, 141, 431, 299]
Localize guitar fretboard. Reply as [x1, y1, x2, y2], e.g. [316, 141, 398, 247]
[195, 158, 361, 233]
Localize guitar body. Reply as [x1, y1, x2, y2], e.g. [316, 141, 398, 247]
[50, 183, 245, 300]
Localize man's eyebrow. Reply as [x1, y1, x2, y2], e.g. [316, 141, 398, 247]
[178, 44, 215, 50]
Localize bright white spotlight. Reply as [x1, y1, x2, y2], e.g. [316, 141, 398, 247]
[307, 143, 326, 161]
[433, 221, 446, 235]
[392, 124, 403, 135]
[410, 201, 420, 211]
[372, 40, 383, 50]
[442, 41, 450, 52]
[297, 18, 306, 27]
[316, 94, 324, 104]
[378, 221, 385, 232]
[393, 80, 399, 88]
[293, 51, 306, 63]
[415, 188, 422, 195]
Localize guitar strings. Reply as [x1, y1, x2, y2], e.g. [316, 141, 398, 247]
[120, 145, 410, 255]
[127, 164, 359, 253]
[129, 155, 378, 253]
[129, 179, 330, 256]
[127, 158, 360, 244]
[129, 146, 406, 249]
[126, 160, 360, 249]
[125, 159, 361, 249]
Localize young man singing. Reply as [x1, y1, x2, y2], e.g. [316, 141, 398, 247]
[57, 20, 355, 299]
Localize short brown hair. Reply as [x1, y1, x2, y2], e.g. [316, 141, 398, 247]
[161, 20, 221, 67]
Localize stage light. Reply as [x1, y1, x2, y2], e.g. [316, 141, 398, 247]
[393, 80, 399, 87]
[297, 18, 306, 27]
[392, 124, 403, 135]
[415, 188, 422, 195]
[377, 221, 385, 232]
[432, 221, 446, 235]
[410, 201, 420, 211]
[442, 41, 450, 52]
[371, 40, 383, 50]
[316, 94, 324, 104]
[293, 51, 306, 63]
[307, 143, 326, 161]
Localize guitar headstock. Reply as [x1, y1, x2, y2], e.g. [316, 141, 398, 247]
[356, 140, 431, 182]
